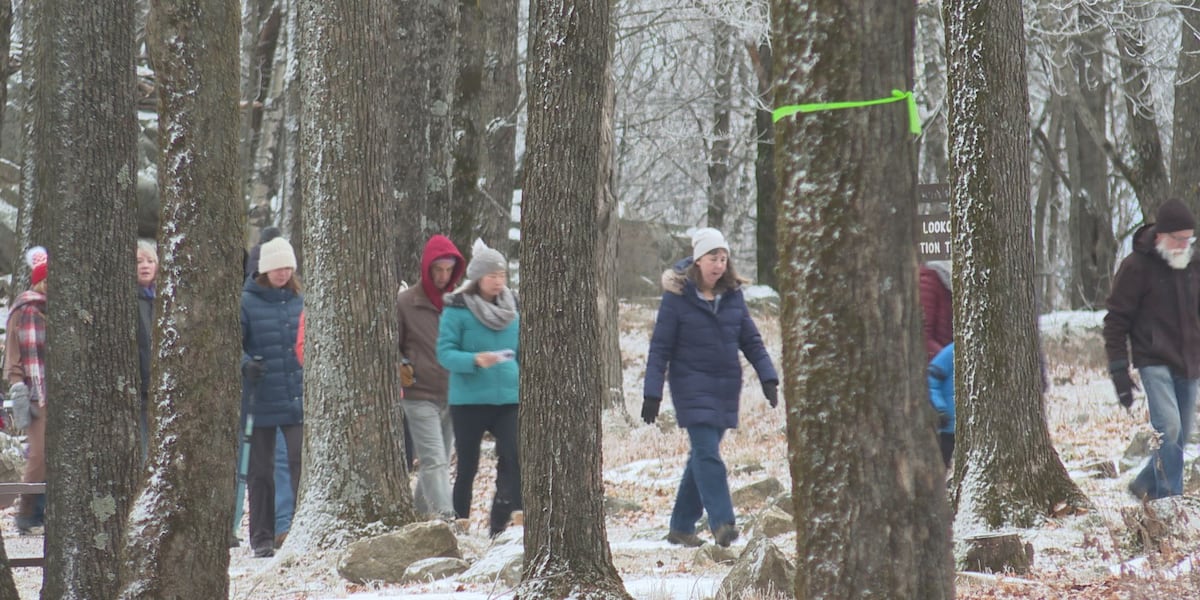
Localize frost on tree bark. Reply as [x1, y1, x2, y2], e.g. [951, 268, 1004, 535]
[516, 0, 630, 598]
[479, 0, 518, 255]
[393, 0, 457, 283]
[1172, 9, 1200, 210]
[26, 0, 140, 597]
[706, 19, 734, 231]
[120, 0, 243, 598]
[238, 0, 281, 223]
[290, 0, 415, 552]
[945, 0, 1088, 530]
[1113, 4, 1169, 219]
[773, 1, 955, 597]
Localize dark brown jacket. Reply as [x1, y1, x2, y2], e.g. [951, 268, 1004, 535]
[1104, 224, 1200, 378]
[398, 284, 452, 407]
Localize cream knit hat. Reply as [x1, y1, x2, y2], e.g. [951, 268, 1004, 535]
[258, 237, 297, 273]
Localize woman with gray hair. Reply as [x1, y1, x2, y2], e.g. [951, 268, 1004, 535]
[136, 239, 158, 464]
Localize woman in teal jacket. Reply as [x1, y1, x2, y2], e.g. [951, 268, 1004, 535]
[437, 240, 520, 537]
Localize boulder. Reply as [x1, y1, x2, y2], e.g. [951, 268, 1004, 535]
[732, 477, 784, 508]
[604, 495, 641, 516]
[1120, 431, 1156, 468]
[337, 520, 461, 585]
[1121, 495, 1200, 554]
[458, 538, 524, 587]
[716, 536, 795, 600]
[772, 493, 795, 517]
[753, 506, 794, 539]
[693, 543, 737, 566]
[400, 557, 471, 584]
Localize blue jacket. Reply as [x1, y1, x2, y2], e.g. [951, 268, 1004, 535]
[927, 342, 955, 434]
[436, 293, 520, 406]
[643, 261, 777, 429]
[241, 278, 304, 427]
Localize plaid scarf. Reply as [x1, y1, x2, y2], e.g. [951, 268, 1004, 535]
[11, 290, 46, 404]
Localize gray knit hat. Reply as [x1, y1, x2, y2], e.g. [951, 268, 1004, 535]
[467, 239, 506, 281]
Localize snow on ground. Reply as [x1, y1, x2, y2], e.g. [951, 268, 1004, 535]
[8, 308, 1200, 598]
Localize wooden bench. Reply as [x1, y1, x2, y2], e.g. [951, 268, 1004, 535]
[0, 482, 45, 568]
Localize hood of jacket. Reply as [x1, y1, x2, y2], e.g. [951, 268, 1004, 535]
[420, 235, 466, 312]
[661, 256, 741, 296]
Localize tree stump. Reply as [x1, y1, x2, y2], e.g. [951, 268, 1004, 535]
[962, 532, 1034, 574]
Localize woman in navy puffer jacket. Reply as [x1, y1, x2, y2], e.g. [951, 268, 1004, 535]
[642, 228, 778, 549]
[240, 237, 304, 558]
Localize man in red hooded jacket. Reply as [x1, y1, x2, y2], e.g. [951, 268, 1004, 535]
[396, 235, 466, 518]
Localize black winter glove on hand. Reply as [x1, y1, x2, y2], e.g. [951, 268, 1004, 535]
[243, 358, 266, 381]
[641, 396, 661, 425]
[936, 412, 951, 430]
[1111, 369, 1137, 409]
[762, 380, 778, 408]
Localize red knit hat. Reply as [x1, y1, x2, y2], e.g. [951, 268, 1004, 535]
[26, 246, 47, 285]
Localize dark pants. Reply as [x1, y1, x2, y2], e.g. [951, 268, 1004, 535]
[248, 424, 302, 552]
[450, 404, 521, 535]
[938, 432, 955, 469]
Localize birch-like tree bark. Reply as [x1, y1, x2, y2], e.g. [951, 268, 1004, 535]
[774, 0, 955, 596]
[121, 0, 243, 597]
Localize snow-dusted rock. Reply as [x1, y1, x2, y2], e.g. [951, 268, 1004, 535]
[751, 506, 794, 539]
[731, 477, 784, 508]
[716, 536, 795, 600]
[400, 557, 471, 584]
[1121, 495, 1200, 554]
[337, 520, 462, 585]
[457, 536, 523, 587]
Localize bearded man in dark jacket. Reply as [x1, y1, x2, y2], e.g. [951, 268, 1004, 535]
[1104, 198, 1200, 500]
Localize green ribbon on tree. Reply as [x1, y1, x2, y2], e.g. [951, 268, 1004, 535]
[772, 89, 921, 135]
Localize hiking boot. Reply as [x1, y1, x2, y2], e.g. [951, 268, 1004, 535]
[714, 523, 739, 548]
[253, 546, 275, 558]
[666, 530, 705, 547]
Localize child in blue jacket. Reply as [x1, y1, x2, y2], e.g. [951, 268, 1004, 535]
[927, 342, 955, 468]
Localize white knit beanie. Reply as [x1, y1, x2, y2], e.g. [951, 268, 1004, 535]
[258, 237, 297, 273]
[692, 227, 729, 261]
[467, 239, 507, 281]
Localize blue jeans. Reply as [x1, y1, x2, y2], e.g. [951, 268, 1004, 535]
[1131, 366, 1198, 499]
[669, 425, 733, 535]
[274, 428, 294, 535]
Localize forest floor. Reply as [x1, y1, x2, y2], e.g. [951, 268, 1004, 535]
[5, 304, 1200, 598]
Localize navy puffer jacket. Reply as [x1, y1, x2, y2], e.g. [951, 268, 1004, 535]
[241, 278, 304, 427]
[643, 259, 777, 429]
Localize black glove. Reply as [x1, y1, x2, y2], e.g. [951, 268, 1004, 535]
[1111, 369, 1137, 409]
[762, 380, 778, 408]
[243, 357, 266, 381]
[641, 396, 661, 424]
[936, 412, 951, 429]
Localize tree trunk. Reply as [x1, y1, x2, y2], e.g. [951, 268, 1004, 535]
[748, 41, 777, 289]
[451, 0, 484, 249]
[276, 0, 304, 266]
[1032, 100, 1065, 310]
[706, 20, 733, 230]
[945, 0, 1088, 529]
[916, 0, 949, 184]
[121, 0, 243, 597]
[238, 0, 280, 228]
[248, 0, 288, 231]
[289, 0, 414, 552]
[479, 0, 518, 257]
[1066, 16, 1112, 310]
[1172, 7, 1200, 211]
[27, 0, 140, 596]
[1113, 5, 1170, 219]
[774, 1, 954, 598]
[393, 0, 457, 283]
[517, 0, 630, 597]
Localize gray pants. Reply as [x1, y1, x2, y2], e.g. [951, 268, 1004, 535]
[402, 398, 455, 517]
